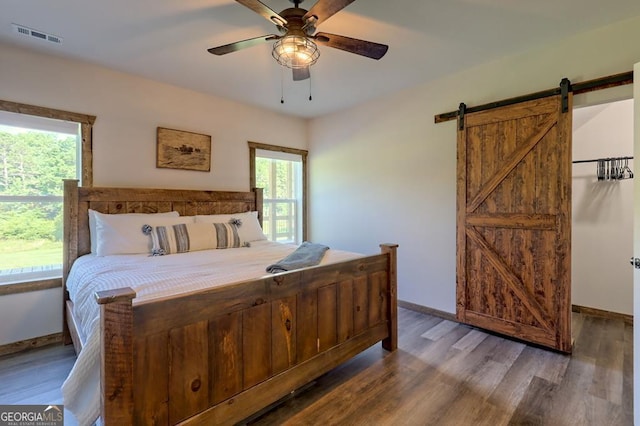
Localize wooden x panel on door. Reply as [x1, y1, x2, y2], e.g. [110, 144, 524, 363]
[456, 94, 572, 353]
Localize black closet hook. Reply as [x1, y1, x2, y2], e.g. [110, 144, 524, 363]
[597, 159, 604, 181]
[623, 158, 634, 179]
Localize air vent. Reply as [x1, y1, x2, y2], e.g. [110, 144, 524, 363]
[12, 23, 63, 45]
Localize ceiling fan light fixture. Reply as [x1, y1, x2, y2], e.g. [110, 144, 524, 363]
[272, 35, 319, 69]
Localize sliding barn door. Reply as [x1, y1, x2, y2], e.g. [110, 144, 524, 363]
[456, 94, 572, 353]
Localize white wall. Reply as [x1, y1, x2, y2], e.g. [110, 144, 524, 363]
[572, 100, 634, 315]
[0, 42, 307, 345]
[309, 16, 640, 313]
[0, 289, 61, 345]
[0, 42, 307, 190]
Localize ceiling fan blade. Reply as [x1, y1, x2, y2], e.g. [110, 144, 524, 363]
[236, 0, 288, 26]
[292, 66, 310, 81]
[303, 0, 355, 27]
[207, 35, 279, 55]
[314, 32, 388, 60]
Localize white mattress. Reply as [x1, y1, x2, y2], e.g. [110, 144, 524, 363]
[62, 241, 362, 425]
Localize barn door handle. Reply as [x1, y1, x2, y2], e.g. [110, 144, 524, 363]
[630, 257, 640, 269]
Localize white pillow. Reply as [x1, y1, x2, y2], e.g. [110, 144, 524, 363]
[88, 210, 180, 253]
[94, 213, 193, 256]
[195, 211, 267, 242]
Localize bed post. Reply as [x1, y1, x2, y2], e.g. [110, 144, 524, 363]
[62, 179, 79, 345]
[380, 243, 398, 351]
[252, 187, 264, 226]
[96, 287, 136, 425]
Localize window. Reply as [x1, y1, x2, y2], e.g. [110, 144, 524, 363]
[0, 100, 95, 287]
[249, 142, 307, 244]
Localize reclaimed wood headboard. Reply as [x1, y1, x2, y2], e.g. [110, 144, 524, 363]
[62, 179, 263, 287]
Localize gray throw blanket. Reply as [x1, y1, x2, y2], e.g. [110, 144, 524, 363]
[266, 242, 330, 273]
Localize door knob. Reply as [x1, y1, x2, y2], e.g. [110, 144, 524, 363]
[631, 257, 640, 269]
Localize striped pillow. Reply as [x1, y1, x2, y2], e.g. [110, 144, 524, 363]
[146, 222, 243, 255]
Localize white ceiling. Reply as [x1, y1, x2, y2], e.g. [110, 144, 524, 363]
[2, 0, 640, 119]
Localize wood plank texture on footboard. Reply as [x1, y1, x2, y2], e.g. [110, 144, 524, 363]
[96, 246, 397, 425]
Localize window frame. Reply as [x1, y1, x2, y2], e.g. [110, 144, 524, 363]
[0, 99, 95, 294]
[248, 141, 308, 242]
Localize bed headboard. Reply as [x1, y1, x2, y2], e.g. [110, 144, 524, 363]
[62, 179, 263, 285]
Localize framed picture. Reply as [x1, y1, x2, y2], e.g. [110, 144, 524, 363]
[156, 127, 211, 172]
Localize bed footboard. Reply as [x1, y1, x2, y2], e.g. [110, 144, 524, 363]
[96, 244, 398, 425]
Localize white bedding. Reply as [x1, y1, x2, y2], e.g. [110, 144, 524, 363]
[62, 241, 362, 425]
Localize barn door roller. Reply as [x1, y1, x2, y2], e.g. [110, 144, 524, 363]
[560, 78, 571, 113]
[458, 102, 466, 131]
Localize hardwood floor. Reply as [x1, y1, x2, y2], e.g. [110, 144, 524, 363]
[250, 308, 632, 425]
[0, 308, 631, 425]
[0, 341, 77, 424]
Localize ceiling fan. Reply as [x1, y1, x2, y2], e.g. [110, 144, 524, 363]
[207, 0, 389, 81]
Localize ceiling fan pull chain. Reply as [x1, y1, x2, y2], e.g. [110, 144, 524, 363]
[281, 66, 285, 104]
[309, 73, 312, 101]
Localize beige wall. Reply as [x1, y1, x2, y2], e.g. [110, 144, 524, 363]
[308, 16, 640, 313]
[0, 45, 307, 190]
[572, 99, 634, 315]
[0, 42, 307, 190]
[0, 42, 306, 345]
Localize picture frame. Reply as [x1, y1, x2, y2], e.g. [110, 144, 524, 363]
[156, 127, 211, 172]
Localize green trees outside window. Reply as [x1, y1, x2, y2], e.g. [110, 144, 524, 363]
[0, 128, 78, 274]
[255, 155, 302, 243]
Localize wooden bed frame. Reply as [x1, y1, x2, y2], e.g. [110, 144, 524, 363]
[62, 180, 398, 425]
